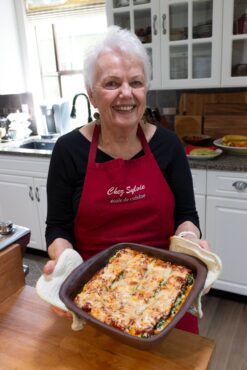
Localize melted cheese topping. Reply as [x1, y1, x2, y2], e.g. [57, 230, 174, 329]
[74, 247, 194, 337]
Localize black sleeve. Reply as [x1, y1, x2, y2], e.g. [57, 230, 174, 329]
[150, 127, 201, 234]
[45, 131, 85, 248]
[169, 136, 201, 233]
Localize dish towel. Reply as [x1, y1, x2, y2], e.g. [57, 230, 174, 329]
[36, 248, 85, 331]
[169, 236, 223, 318]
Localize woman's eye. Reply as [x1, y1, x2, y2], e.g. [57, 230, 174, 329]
[131, 80, 144, 88]
[105, 81, 118, 89]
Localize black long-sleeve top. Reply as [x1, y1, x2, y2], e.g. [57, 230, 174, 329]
[45, 126, 200, 248]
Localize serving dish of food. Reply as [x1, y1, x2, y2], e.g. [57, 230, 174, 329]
[185, 145, 223, 160]
[59, 243, 207, 349]
[183, 134, 212, 146]
[214, 135, 247, 155]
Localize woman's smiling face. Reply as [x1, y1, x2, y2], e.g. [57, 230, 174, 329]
[88, 51, 147, 130]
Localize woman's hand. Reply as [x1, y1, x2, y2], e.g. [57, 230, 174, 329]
[43, 238, 74, 318]
[51, 306, 72, 320]
[178, 232, 211, 251]
[43, 238, 73, 274]
[175, 221, 211, 251]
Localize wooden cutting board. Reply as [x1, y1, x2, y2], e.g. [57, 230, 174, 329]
[203, 115, 247, 139]
[179, 92, 247, 115]
[204, 103, 247, 115]
[0, 286, 215, 370]
[174, 115, 202, 140]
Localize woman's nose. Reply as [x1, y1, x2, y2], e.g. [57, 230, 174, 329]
[119, 83, 132, 97]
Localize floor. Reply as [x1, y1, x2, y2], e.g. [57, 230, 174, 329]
[23, 251, 247, 370]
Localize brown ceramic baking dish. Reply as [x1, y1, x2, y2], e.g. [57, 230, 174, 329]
[59, 242, 207, 349]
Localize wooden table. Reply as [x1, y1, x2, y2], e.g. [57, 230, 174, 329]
[0, 245, 215, 370]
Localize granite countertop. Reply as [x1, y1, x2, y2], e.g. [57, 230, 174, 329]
[0, 139, 247, 172]
[188, 152, 247, 172]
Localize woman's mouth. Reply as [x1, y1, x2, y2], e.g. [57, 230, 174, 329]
[113, 105, 135, 112]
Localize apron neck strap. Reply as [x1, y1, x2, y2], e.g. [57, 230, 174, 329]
[89, 123, 151, 164]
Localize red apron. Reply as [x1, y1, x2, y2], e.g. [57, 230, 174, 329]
[74, 124, 198, 334]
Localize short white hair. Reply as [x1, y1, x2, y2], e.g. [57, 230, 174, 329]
[83, 26, 151, 91]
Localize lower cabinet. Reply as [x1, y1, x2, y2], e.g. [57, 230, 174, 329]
[206, 170, 247, 296]
[191, 168, 247, 296]
[0, 155, 49, 251]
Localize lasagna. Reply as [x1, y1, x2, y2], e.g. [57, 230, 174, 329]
[74, 247, 194, 337]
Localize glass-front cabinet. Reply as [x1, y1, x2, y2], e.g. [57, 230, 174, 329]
[106, 0, 247, 89]
[106, 0, 161, 88]
[222, 0, 247, 86]
[161, 0, 222, 88]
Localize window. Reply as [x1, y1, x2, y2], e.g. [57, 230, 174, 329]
[25, 1, 107, 126]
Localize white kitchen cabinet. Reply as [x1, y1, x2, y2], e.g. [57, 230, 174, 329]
[0, 0, 26, 93]
[106, 0, 161, 88]
[160, 0, 223, 89]
[0, 155, 49, 251]
[191, 169, 206, 238]
[206, 170, 247, 295]
[106, 0, 223, 89]
[107, 0, 247, 89]
[222, 0, 247, 87]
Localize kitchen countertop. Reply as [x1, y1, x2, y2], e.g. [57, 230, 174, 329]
[0, 288, 215, 370]
[0, 139, 247, 172]
[188, 152, 247, 172]
[0, 135, 55, 158]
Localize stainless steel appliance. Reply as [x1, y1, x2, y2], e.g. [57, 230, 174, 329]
[0, 223, 30, 252]
[40, 99, 71, 136]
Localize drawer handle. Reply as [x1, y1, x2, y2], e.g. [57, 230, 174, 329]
[162, 13, 166, 34]
[153, 14, 158, 35]
[232, 181, 247, 191]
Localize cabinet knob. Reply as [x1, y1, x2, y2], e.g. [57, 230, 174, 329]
[232, 181, 247, 191]
[153, 14, 157, 35]
[162, 14, 166, 34]
[29, 186, 34, 201]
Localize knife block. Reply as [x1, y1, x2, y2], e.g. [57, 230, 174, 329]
[0, 244, 25, 304]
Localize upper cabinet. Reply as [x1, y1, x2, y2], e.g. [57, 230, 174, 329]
[0, 0, 27, 94]
[106, 0, 247, 89]
[222, 0, 247, 87]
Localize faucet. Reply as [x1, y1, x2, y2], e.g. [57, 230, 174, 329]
[70, 93, 93, 123]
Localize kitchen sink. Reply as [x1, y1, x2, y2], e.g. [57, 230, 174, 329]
[19, 141, 55, 150]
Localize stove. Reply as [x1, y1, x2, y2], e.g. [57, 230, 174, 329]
[0, 224, 31, 252]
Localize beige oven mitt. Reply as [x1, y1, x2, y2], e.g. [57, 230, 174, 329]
[169, 236, 222, 318]
[36, 248, 85, 331]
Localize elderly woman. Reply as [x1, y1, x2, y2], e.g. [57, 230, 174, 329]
[44, 26, 210, 334]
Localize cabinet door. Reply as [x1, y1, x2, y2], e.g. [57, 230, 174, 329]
[0, 174, 43, 250]
[0, 0, 26, 93]
[106, 0, 161, 89]
[206, 195, 247, 295]
[33, 178, 47, 251]
[160, 0, 223, 89]
[222, 0, 247, 86]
